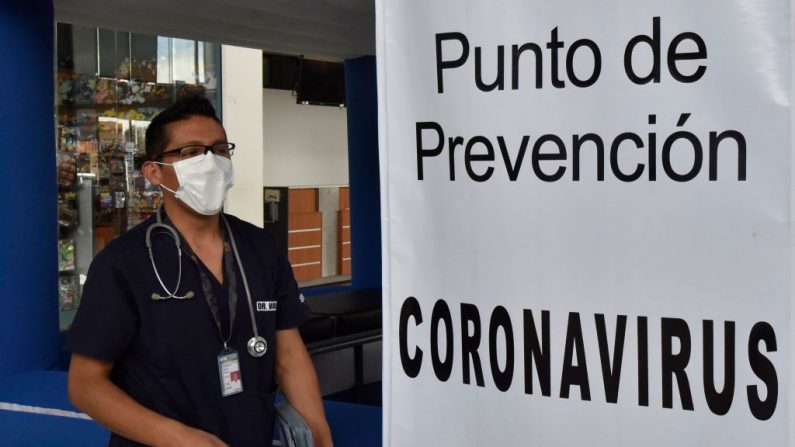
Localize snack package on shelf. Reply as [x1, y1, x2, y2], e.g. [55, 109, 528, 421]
[58, 239, 75, 272]
[94, 78, 116, 104]
[59, 126, 79, 152]
[59, 276, 77, 311]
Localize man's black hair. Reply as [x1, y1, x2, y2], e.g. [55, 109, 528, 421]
[145, 95, 221, 160]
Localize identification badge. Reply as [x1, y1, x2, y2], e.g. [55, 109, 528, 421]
[217, 349, 244, 397]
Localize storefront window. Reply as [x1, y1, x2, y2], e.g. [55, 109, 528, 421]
[55, 23, 222, 330]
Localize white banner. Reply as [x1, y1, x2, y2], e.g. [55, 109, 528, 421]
[377, 1, 794, 445]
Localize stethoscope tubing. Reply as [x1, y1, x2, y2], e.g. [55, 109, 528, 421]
[146, 208, 265, 354]
[146, 218, 191, 300]
[223, 216, 262, 341]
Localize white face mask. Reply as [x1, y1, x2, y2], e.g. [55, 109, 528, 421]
[156, 153, 234, 215]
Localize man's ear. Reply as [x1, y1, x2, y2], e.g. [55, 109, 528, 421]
[141, 161, 162, 186]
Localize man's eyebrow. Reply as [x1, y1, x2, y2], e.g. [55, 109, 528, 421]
[171, 139, 227, 146]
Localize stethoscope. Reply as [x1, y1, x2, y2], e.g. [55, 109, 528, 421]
[145, 207, 269, 358]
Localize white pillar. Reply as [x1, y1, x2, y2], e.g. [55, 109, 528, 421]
[221, 45, 264, 227]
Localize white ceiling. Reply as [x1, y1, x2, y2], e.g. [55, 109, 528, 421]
[54, 0, 375, 60]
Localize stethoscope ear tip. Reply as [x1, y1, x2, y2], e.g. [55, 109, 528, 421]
[151, 291, 195, 301]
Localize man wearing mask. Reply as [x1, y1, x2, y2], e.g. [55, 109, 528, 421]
[66, 96, 333, 447]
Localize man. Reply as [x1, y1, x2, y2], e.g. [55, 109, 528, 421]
[66, 96, 333, 447]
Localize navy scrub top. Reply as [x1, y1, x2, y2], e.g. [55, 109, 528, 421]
[66, 212, 311, 447]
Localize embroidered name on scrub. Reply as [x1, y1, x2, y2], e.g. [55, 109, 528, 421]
[256, 301, 278, 311]
[218, 350, 244, 397]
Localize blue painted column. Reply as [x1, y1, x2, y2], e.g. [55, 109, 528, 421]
[0, 0, 60, 374]
[344, 56, 381, 289]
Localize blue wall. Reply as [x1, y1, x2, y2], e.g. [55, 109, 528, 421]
[0, 0, 60, 374]
[344, 56, 381, 290]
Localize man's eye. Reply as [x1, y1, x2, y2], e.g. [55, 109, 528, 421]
[181, 147, 204, 157]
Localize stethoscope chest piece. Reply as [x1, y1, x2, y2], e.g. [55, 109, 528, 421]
[247, 336, 268, 357]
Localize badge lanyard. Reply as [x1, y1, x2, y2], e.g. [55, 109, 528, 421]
[164, 215, 243, 397]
